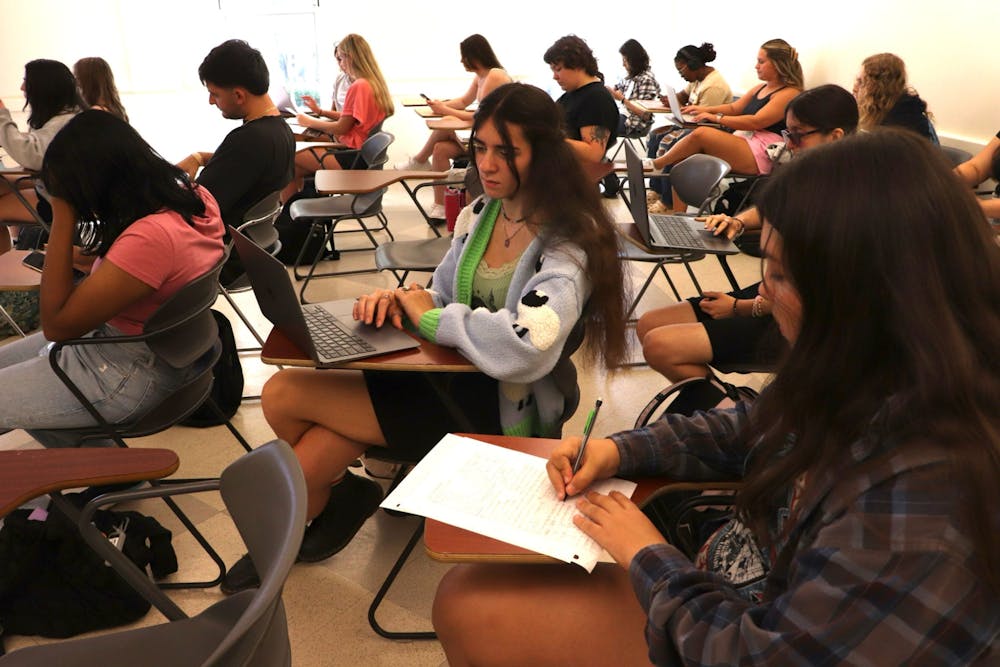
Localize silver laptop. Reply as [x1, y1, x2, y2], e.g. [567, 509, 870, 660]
[229, 226, 420, 366]
[662, 85, 722, 128]
[624, 145, 739, 255]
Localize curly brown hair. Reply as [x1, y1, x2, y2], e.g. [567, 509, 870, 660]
[856, 53, 911, 129]
[543, 35, 600, 77]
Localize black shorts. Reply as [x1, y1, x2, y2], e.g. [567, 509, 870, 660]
[332, 150, 366, 169]
[364, 370, 501, 461]
[688, 283, 783, 367]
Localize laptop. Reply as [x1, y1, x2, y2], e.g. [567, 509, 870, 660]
[661, 85, 722, 128]
[229, 226, 421, 366]
[623, 144, 739, 255]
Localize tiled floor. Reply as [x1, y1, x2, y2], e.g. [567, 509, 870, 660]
[0, 159, 767, 665]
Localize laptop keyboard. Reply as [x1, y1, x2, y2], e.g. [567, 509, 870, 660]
[303, 305, 376, 360]
[650, 214, 706, 249]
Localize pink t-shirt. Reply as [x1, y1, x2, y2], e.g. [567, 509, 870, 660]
[339, 78, 386, 149]
[97, 185, 225, 334]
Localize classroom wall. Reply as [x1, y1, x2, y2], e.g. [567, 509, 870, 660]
[1, 0, 998, 157]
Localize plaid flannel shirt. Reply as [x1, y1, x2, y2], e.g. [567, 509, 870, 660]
[610, 404, 1000, 666]
[614, 69, 660, 136]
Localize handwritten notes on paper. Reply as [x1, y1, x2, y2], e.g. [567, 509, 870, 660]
[380, 434, 637, 572]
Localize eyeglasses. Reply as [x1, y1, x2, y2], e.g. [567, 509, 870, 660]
[781, 128, 823, 145]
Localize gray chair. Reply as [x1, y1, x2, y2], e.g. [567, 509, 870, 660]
[620, 153, 732, 319]
[940, 144, 973, 168]
[0, 440, 307, 667]
[374, 235, 453, 287]
[43, 251, 253, 587]
[290, 132, 395, 302]
[219, 190, 283, 351]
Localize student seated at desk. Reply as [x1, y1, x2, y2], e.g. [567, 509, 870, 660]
[854, 53, 935, 142]
[607, 39, 660, 140]
[0, 111, 225, 448]
[638, 85, 858, 404]
[646, 39, 803, 210]
[220, 82, 629, 594]
[296, 40, 354, 138]
[432, 129, 1000, 666]
[954, 129, 1000, 220]
[0, 59, 83, 253]
[396, 34, 512, 220]
[283, 33, 394, 200]
[73, 56, 128, 122]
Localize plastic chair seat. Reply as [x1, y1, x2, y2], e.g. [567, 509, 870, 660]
[289, 192, 382, 220]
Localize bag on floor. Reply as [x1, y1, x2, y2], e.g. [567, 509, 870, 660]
[182, 309, 244, 427]
[0, 290, 39, 337]
[274, 192, 328, 266]
[0, 503, 177, 651]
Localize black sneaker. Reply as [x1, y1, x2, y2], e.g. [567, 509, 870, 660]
[220, 553, 259, 595]
[297, 471, 384, 563]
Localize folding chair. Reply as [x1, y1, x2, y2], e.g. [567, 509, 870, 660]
[42, 251, 253, 588]
[2, 440, 306, 667]
[289, 132, 395, 302]
[620, 153, 732, 319]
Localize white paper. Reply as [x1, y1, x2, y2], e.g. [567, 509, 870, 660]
[381, 434, 636, 572]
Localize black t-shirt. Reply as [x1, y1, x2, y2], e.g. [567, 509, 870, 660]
[557, 80, 619, 149]
[197, 116, 294, 230]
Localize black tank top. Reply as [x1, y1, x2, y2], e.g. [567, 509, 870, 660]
[742, 85, 788, 134]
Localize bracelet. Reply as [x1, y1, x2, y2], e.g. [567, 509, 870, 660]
[731, 217, 746, 239]
[731, 298, 739, 316]
[752, 295, 764, 318]
[191, 152, 204, 167]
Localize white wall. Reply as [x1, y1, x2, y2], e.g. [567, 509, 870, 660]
[2, 0, 998, 157]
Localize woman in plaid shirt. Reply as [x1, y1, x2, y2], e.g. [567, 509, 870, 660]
[433, 129, 1000, 666]
[608, 39, 661, 138]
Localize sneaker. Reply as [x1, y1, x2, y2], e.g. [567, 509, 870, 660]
[220, 553, 259, 595]
[395, 157, 431, 171]
[648, 200, 670, 214]
[427, 203, 446, 220]
[297, 471, 384, 563]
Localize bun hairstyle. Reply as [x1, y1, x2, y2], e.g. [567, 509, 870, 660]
[675, 42, 717, 70]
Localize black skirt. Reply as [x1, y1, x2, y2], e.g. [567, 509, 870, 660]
[364, 370, 501, 461]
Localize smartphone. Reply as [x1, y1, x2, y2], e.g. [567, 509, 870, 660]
[21, 250, 45, 272]
[22, 250, 87, 281]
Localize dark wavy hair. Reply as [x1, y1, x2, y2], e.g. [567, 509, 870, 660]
[786, 84, 858, 134]
[198, 39, 269, 94]
[742, 128, 1000, 591]
[543, 35, 600, 77]
[41, 110, 206, 256]
[23, 59, 84, 129]
[470, 83, 628, 367]
[460, 34, 502, 70]
[675, 43, 717, 70]
[74, 57, 129, 123]
[619, 39, 650, 78]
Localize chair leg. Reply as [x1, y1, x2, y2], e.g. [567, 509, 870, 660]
[366, 520, 437, 640]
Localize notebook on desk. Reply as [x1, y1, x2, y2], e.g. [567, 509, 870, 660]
[662, 85, 722, 128]
[624, 145, 739, 255]
[229, 227, 420, 366]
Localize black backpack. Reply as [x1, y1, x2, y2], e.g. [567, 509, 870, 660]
[0, 504, 177, 652]
[181, 309, 244, 427]
[274, 191, 328, 266]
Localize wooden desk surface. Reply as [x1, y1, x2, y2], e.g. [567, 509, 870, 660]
[426, 117, 473, 131]
[424, 434, 670, 563]
[0, 250, 43, 291]
[313, 169, 451, 195]
[400, 96, 431, 107]
[633, 100, 672, 114]
[261, 325, 476, 372]
[0, 448, 179, 516]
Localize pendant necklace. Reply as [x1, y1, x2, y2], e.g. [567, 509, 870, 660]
[500, 202, 528, 248]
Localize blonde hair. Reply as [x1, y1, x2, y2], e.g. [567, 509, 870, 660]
[856, 53, 912, 130]
[761, 38, 804, 90]
[338, 34, 394, 117]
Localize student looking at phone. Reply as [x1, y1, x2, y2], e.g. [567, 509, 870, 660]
[0, 110, 224, 448]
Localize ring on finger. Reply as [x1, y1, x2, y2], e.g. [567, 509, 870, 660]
[380, 293, 391, 300]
